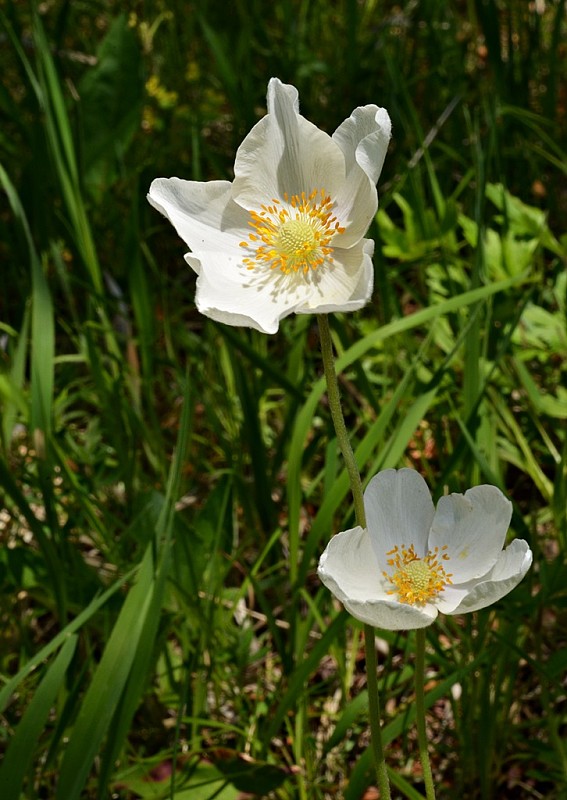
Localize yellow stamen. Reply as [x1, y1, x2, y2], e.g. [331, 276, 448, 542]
[383, 544, 453, 606]
[241, 189, 345, 275]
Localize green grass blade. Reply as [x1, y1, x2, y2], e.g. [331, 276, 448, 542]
[0, 566, 136, 714]
[344, 650, 487, 799]
[387, 768, 428, 800]
[287, 274, 526, 561]
[55, 546, 156, 800]
[264, 611, 347, 743]
[0, 635, 78, 800]
[0, 307, 30, 452]
[28, 8, 107, 299]
[29, 251, 55, 449]
[96, 374, 194, 794]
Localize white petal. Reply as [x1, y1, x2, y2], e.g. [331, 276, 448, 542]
[267, 76, 299, 113]
[318, 526, 381, 599]
[191, 250, 304, 333]
[445, 539, 533, 614]
[148, 177, 249, 252]
[434, 585, 470, 614]
[149, 177, 288, 329]
[194, 266, 281, 331]
[188, 235, 374, 333]
[429, 486, 513, 583]
[334, 105, 392, 185]
[148, 175, 372, 329]
[294, 239, 374, 314]
[184, 253, 201, 276]
[364, 469, 436, 570]
[332, 105, 392, 247]
[356, 106, 391, 183]
[318, 527, 437, 630]
[232, 79, 345, 211]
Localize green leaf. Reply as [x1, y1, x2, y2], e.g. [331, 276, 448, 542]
[0, 635, 78, 800]
[78, 14, 144, 199]
[486, 182, 563, 256]
[264, 611, 348, 742]
[0, 565, 137, 715]
[115, 762, 239, 799]
[0, 165, 52, 445]
[55, 546, 156, 800]
[215, 756, 288, 793]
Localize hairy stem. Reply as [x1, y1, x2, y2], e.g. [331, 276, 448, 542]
[317, 315, 365, 528]
[317, 314, 390, 799]
[416, 629, 436, 800]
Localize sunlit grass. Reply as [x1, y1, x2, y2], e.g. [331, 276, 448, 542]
[0, 1, 566, 798]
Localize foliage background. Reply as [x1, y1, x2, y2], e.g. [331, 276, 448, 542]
[0, 0, 566, 798]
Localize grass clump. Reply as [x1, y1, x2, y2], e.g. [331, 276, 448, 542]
[0, 1, 566, 798]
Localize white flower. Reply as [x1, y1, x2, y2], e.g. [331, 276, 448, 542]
[147, 78, 391, 334]
[318, 469, 532, 631]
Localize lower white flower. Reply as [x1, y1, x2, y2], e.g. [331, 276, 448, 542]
[147, 78, 391, 334]
[318, 468, 532, 631]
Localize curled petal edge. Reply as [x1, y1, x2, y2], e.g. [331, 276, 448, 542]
[446, 539, 533, 615]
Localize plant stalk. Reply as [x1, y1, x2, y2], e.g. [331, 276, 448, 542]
[415, 629, 436, 800]
[317, 314, 391, 799]
[316, 315, 365, 528]
[364, 623, 392, 799]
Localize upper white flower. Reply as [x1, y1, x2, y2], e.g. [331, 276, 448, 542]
[318, 468, 533, 631]
[147, 78, 391, 334]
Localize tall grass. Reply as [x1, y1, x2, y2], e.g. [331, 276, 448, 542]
[0, 1, 566, 798]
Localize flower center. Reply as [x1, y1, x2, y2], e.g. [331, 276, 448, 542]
[277, 219, 317, 255]
[383, 544, 453, 606]
[239, 189, 345, 275]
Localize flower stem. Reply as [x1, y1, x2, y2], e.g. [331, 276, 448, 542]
[316, 315, 366, 528]
[316, 314, 390, 799]
[364, 623, 392, 800]
[415, 629, 436, 800]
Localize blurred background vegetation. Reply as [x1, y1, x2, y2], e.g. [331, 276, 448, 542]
[0, 1, 566, 798]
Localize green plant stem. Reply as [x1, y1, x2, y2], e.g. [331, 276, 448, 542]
[364, 623, 392, 800]
[317, 314, 390, 800]
[415, 629, 436, 800]
[316, 314, 366, 528]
